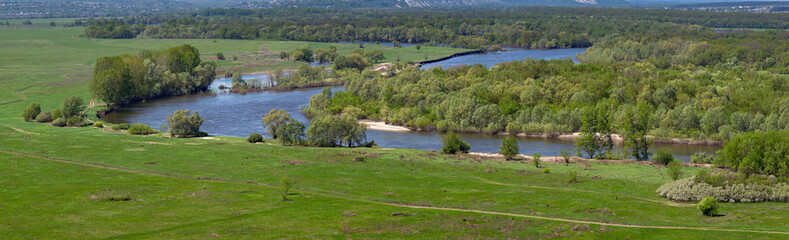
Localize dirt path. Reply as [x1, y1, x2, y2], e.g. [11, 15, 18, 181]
[0, 85, 31, 106]
[0, 123, 40, 135]
[1, 149, 786, 235]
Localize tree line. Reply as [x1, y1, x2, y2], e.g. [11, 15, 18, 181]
[90, 44, 216, 107]
[79, 7, 788, 48]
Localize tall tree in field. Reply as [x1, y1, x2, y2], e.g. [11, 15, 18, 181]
[622, 102, 654, 161]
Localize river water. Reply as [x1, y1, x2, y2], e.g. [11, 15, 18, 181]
[103, 48, 720, 161]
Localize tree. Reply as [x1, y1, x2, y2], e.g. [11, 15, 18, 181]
[499, 136, 519, 160]
[216, 52, 225, 60]
[306, 115, 367, 147]
[262, 109, 291, 139]
[560, 150, 571, 166]
[667, 160, 683, 180]
[61, 96, 85, 118]
[441, 131, 470, 154]
[621, 102, 653, 161]
[291, 47, 313, 62]
[701, 107, 727, 134]
[231, 72, 245, 86]
[276, 119, 305, 146]
[279, 177, 292, 201]
[22, 102, 41, 122]
[333, 53, 370, 72]
[278, 51, 289, 59]
[532, 152, 541, 168]
[576, 105, 613, 159]
[415, 44, 421, 50]
[364, 50, 385, 63]
[166, 110, 204, 138]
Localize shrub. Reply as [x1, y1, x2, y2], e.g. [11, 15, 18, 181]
[216, 52, 225, 60]
[653, 149, 674, 165]
[656, 178, 789, 203]
[23, 102, 41, 122]
[560, 150, 571, 166]
[441, 131, 470, 154]
[567, 170, 579, 183]
[128, 123, 157, 135]
[667, 160, 683, 180]
[499, 136, 519, 160]
[248, 133, 263, 143]
[532, 152, 542, 168]
[543, 168, 550, 174]
[698, 196, 718, 216]
[167, 110, 204, 138]
[65, 116, 88, 127]
[112, 123, 131, 130]
[61, 96, 85, 118]
[52, 108, 63, 120]
[93, 121, 104, 128]
[280, 177, 292, 201]
[35, 111, 53, 123]
[690, 152, 716, 164]
[51, 118, 66, 127]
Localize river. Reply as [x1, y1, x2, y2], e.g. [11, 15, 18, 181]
[102, 48, 720, 161]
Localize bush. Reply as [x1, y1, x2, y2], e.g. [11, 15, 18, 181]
[61, 96, 85, 118]
[560, 150, 571, 166]
[167, 110, 204, 138]
[65, 116, 88, 127]
[667, 160, 683, 180]
[690, 152, 716, 164]
[35, 111, 53, 123]
[532, 152, 542, 168]
[51, 118, 66, 127]
[280, 177, 292, 201]
[248, 133, 263, 143]
[52, 108, 63, 120]
[653, 149, 674, 165]
[698, 196, 718, 216]
[112, 123, 131, 130]
[543, 168, 550, 174]
[93, 121, 104, 128]
[656, 177, 789, 203]
[441, 131, 470, 154]
[567, 170, 579, 183]
[23, 102, 41, 122]
[128, 123, 157, 135]
[499, 136, 519, 160]
[216, 52, 225, 60]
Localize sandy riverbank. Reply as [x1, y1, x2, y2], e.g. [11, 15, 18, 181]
[359, 120, 412, 132]
[468, 152, 714, 168]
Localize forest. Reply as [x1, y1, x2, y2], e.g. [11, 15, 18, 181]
[82, 7, 788, 49]
[303, 28, 789, 142]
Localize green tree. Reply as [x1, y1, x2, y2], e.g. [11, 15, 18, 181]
[576, 105, 613, 159]
[532, 152, 541, 168]
[333, 53, 371, 72]
[499, 136, 519, 160]
[560, 150, 571, 166]
[278, 51, 289, 59]
[698, 196, 718, 216]
[279, 177, 292, 201]
[276, 119, 305, 146]
[306, 115, 367, 147]
[231, 72, 245, 86]
[216, 52, 225, 60]
[61, 96, 85, 118]
[701, 107, 727, 134]
[441, 131, 470, 154]
[166, 110, 204, 138]
[262, 109, 291, 139]
[667, 160, 683, 180]
[364, 50, 385, 63]
[621, 102, 653, 161]
[22, 102, 41, 122]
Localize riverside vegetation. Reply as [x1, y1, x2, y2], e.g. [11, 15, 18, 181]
[2, 10, 789, 239]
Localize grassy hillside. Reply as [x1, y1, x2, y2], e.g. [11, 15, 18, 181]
[1, 22, 788, 239]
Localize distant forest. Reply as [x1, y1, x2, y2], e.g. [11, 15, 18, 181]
[82, 7, 788, 49]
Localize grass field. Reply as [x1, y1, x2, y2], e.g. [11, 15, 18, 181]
[1, 23, 789, 239]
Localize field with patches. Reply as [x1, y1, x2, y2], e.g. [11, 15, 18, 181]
[1, 21, 789, 239]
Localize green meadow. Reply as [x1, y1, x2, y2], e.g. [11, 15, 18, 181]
[1, 23, 788, 239]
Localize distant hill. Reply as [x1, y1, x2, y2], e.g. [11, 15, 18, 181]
[226, 0, 629, 8]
